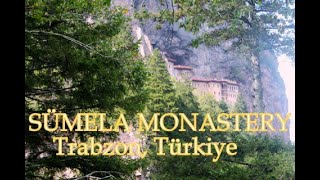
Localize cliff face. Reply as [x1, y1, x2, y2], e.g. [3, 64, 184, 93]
[260, 51, 289, 141]
[112, 0, 290, 141]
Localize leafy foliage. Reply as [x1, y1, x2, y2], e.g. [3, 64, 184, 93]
[135, 0, 294, 60]
[150, 91, 294, 179]
[25, 0, 147, 179]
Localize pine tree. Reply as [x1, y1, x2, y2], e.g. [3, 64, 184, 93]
[144, 49, 177, 114]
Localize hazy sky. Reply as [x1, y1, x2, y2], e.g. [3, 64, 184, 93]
[278, 55, 295, 143]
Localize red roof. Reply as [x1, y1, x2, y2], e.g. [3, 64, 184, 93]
[192, 77, 218, 82]
[192, 77, 238, 85]
[174, 65, 193, 70]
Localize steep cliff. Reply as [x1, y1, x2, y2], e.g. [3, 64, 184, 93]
[112, 0, 290, 141]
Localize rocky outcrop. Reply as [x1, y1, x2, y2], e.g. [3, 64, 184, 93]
[112, 0, 290, 141]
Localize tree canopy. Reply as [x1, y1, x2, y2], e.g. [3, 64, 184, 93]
[25, 0, 147, 178]
[25, 0, 295, 179]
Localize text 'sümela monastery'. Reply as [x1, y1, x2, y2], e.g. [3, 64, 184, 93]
[160, 51, 239, 104]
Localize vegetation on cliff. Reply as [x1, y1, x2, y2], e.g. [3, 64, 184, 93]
[25, 0, 295, 179]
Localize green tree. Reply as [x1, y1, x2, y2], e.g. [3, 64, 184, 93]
[174, 79, 200, 114]
[150, 87, 294, 179]
[216, 134, 295, 180]
[219, 100, 229, 113]
[25, 0, 147, 179]
[197, 93, 221, 115]
[232, 94, 248, 113]
[144, 49, 177, 114]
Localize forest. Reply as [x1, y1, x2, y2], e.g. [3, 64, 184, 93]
[25, 0, 295, 179]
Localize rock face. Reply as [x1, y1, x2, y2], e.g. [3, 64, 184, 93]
[260, 51, 289, 141]
[112, 0, 290, 141]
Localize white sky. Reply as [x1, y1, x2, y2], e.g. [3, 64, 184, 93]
[277, 54, 295, 143]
